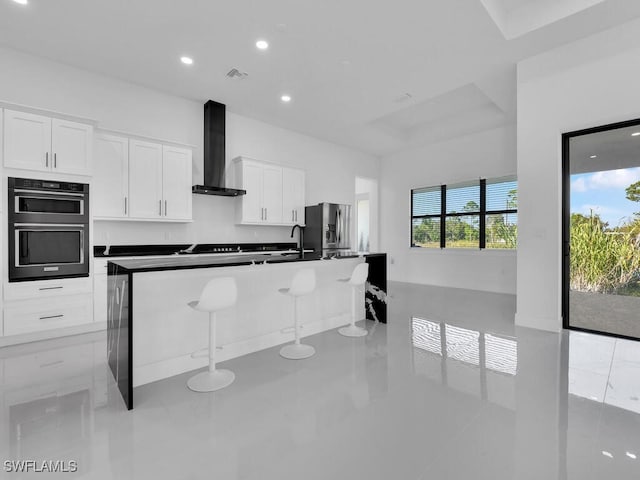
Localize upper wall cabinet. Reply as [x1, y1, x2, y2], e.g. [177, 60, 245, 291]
[161, 145, 192, 221]
[128, 140, 164, 219]
[3, 109, 92, 176]
[282, 167, 306, 225]
[234, 157, 305, 226]
[93, 133, 192, 222]
[94, 133, 129, 218]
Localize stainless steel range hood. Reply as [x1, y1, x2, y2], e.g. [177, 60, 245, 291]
[192, 100, 246, 196]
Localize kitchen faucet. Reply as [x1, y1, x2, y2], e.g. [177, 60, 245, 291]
[291, 224, 305, 258]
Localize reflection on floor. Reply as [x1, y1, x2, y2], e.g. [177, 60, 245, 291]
[0, 282, 638, 479]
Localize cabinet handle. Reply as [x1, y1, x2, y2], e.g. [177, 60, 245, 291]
[39, 286, 63, 291]
[45, 152, 49, 167]
[39, 314, 64, 321]
[165, 200, 167, 216]
[295, 210, 297, 222]
[261, 208, 264, 220]
[54, 153, 57, 168]
[265, 208, 267, 221]
[124, 197, 127, 215]
[159, 200, 162, 216]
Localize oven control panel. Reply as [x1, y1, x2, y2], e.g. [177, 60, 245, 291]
[11, 177, 88, 193]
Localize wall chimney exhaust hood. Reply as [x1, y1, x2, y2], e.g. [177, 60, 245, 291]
[192, 100, 246, 196]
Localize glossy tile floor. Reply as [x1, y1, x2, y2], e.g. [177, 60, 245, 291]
[1, 282, 640, 479]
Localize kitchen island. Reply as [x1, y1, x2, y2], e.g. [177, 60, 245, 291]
[107, 252, 386, 410]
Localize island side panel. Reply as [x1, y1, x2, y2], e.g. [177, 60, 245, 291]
[131, 258, 363, 387]
[365, 254, 387, 324]
[107, 262, 133, 410]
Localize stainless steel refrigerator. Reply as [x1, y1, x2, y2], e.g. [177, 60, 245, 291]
[303, 203, 352, 255]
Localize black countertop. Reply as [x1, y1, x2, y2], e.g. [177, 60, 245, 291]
[108, 251, 366, 274]
[94, 243, 299, 257]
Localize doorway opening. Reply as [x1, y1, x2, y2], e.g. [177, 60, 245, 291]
[355, 177, 378, 254]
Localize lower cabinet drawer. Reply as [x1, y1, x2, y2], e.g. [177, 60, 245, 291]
[3, 343, 95, 387]
[3, 295, 93, 336]
[4, 277, 92, 301]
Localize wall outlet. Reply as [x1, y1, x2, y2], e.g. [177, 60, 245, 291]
[390, 256, 395, 265]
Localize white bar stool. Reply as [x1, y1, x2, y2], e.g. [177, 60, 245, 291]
[338, 262, 369, 337]
[279, 268, 316, 360]
[187, 277, 237, 392]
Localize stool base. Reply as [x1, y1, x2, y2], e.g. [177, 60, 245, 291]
[339, 325, 368, 337]
[187, 369, 235, 392]
[280, 343, 316, 360]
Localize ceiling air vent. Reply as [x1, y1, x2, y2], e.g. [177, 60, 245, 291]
[226, 68, 248, 79]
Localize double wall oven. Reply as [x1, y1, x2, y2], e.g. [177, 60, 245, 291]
[8, 177, 89, 282]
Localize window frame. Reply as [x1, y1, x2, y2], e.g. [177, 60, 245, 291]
[411, 176, 517, 250]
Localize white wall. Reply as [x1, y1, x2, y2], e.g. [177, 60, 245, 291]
[379, 125, 517, 294]
[0, 47, 379, 246]
[516, 18, 640, 331]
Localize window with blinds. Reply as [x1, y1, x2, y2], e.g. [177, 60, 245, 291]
[486, 176, 517, 249]
[411, 186, 442, 248]
[445, 181, 481, 248]
[411, 175, 517, 249]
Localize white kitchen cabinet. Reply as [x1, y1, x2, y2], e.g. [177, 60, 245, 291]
[93, 134, 129, 218]
[51, 119, 93, 175]
[128, 140, 163, 219]
[3, 110, 51, 171]
[238, 160, 265, 223]
[3, 109, 92, 175]
[93, 136, 192, 221]
[4, 277, 92, 302]
[282, 167, 306, 225]
[235, 157, 304, 225]
[262, 164, 283, 224]
[162, 145, 192, 220]
[3, 294, 93, 337]
[93, 272, 108, 324]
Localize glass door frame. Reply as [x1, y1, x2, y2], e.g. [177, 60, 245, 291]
[561, 117, 640, 340]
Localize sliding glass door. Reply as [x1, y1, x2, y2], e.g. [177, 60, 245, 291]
[563, 119, 640, 339]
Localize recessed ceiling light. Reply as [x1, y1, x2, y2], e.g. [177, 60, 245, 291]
[632, 132, 640, 137]
[12, 0, 28, 4]
[602, 451, 613, 458]
[180, 56, 194, 65]
[281, 94, 292, 103]
[256, 40, 269, 50]
[627, 452, 637, 460]
[590, 155, 597, 159]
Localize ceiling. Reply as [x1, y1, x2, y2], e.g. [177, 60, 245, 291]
[1, 0, 639, 157]
[570, 124, 640, 174]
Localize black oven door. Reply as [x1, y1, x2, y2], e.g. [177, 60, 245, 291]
[9, 224, 89, 282]
[10, 189, 86, 224]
